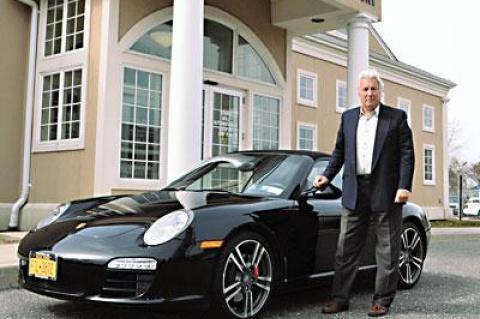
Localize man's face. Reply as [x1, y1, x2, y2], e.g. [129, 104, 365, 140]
[358, 78, 380, 111]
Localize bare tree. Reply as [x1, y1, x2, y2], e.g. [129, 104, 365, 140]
[471, 161, 480, 181]
[448, 119, 465, 157]
[449, 157, 470, 195]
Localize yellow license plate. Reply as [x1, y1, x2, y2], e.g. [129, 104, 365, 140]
[28, 252, 57, 281]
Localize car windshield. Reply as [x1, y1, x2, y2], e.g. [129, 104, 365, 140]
[167, 153, 308, 197]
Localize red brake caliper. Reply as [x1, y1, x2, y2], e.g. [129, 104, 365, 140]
[252, 266, 259, 278]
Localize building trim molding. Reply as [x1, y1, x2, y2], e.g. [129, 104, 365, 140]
[292, 36, 455, 98]
[93, 0, 118, 195]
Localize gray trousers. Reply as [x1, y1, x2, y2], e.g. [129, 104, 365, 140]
[332, 178, 403, 307]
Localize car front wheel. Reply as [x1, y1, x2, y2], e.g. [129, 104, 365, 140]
[398, 222, 425, 289]
[211, 232, 274, 319]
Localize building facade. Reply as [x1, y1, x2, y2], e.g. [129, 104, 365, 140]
[0, 0, 454, 230]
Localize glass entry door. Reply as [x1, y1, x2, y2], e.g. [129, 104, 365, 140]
[202, 86, 243, 159]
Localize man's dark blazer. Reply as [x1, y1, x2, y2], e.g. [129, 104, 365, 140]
[323, 103, 415, 212]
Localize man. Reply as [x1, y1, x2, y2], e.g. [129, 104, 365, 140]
[314, 69, 414, 317]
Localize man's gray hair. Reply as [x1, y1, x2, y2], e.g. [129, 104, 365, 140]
[358, 69, 384, 92]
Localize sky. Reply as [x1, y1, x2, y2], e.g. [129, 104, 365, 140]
[374, 0, 480, 163]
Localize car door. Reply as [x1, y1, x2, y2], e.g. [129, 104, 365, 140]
[303, 159, 376, 275]
[303, 159, 343, 274]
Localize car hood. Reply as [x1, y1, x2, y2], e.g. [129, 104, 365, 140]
[37, 190, 265, 236]
[67, 190, 263, 220]
[19, 190, 267, 256]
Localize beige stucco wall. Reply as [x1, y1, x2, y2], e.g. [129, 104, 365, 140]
[291, 51, 445, 209]
[383, 81, 445, 208]
[118, 0, 286, 79]
[29, 0, 104, 204]
[0, 1, 30, 203]
[291, 54, 345, 153]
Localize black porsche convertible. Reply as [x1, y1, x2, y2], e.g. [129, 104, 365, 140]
[18, 150, 430, 318]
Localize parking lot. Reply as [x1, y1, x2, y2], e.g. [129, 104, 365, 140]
[1, 229, 480, 319]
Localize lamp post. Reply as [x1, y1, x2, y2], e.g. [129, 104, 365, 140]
[459, 174, 463, 221]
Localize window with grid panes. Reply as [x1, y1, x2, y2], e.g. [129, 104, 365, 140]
[120, 68, 163, 180]
[336, 80, 347, 112]
[397, 98, 411, 126]
[44, 0, 85, 56]
[424, 147, 434, 183]
[299, 74, 314, 102]
[423, 105, 434, 131]
[40, 69, 82, 141]
[298, 125, 315, 150]
[252, 95, 280, 150]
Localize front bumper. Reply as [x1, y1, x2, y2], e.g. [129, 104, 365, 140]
[18, 228, 220, 305]
[19, 249, 216, 305]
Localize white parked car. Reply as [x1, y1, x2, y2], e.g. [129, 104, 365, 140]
[463, 197, 480, 216]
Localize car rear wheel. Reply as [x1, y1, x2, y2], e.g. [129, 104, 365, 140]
[398, 222, 425, 289]
[211, 232, 274, 319]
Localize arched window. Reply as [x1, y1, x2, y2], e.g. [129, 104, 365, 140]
[129, 19, 275, 85]
[130, 21, 173, 60]
[236, 35, 275, 84]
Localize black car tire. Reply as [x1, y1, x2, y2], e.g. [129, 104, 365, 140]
[211, 232, 275, 319]
[397, 222, 425, 289]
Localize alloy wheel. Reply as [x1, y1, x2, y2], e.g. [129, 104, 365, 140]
[222, 239, 272, 318]
[399, 226, 424, 287]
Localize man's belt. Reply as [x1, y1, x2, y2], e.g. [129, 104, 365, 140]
[356, 174, 371, 180]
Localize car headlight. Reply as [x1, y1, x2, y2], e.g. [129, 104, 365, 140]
[143, 209, 194, 246]
[36, 202, 71, 230]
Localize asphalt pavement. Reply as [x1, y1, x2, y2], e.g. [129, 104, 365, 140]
[1, 228, 480, 318]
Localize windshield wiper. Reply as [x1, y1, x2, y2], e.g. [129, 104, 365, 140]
[160, 186, 187, 191]
[188, 188, 236, 193]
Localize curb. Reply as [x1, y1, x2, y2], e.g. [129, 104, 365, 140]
[431, 227, 480, 236]
[0, 264, 19, 290]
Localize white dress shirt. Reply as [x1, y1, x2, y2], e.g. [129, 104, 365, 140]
[356, 104, 380, 175]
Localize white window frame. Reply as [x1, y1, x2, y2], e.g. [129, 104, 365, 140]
[336, 79, 347, 113]
[33, 65, 87, 152]
[250, 92, 282, 151]
[423, 144, 436, 186]
[297, 122, 318, 151]
[297, 69, 318, 108]
[116, 64, 168, 188]
[33, 0, 90, 152]
[40, 0, 89, 58]
[118, 66, 165, 182]
[397, 97, 412, 126]
[422, 104, 435, 132]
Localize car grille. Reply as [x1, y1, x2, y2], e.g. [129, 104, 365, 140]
[100, 269, 155, 298]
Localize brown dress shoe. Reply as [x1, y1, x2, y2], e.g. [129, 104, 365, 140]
[367, 303, 389, 317]
[321, 301, 349, 314]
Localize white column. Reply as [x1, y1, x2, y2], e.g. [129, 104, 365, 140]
[281, 31, 294, 149]
[347, 15, 371, 108]
[167, 0, 204, 183]
[442, 96, 451, 218]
